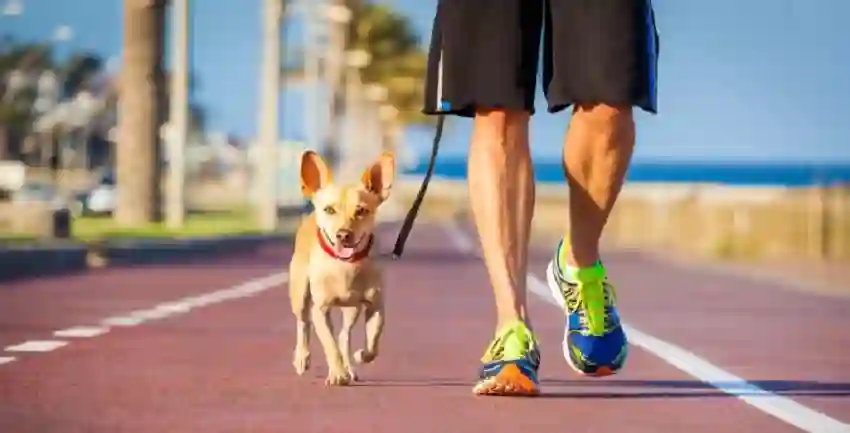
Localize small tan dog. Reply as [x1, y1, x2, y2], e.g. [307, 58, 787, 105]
[288, 149, 395, 386]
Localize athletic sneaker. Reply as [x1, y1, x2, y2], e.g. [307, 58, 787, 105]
[546, 239, 628, 377]
[473, 319, 540, 396]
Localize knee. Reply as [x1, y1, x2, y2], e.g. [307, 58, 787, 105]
[572, 103, 634, 132]
[474, 107, 530, 124]
[472, 108, 531, 153]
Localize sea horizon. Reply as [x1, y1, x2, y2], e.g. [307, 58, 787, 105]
[402, 158, 850, 187]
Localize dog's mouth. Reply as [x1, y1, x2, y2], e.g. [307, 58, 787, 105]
[334, 240, 358, 259]
[323, 230, 368, 259]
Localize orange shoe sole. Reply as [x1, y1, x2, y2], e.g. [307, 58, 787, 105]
[590, 366, 615, 377]
[472, 364, 540, 397]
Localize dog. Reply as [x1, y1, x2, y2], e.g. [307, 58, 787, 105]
[288, 149, 395, 386]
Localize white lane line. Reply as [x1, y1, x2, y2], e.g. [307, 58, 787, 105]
[53, 326, 109, 338]
[442, 222, 850, 433]
[129, 308, 174, 321]
[5, 340, 68, 353]
[0, 356, 15, 365]
[100, 315, 146, 327]
[96, 272, 290, 329]
[152, 301, 193, 315]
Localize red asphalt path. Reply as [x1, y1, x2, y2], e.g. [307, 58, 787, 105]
[0, 224, 847, 432]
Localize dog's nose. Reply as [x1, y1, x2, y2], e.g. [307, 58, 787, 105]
[336, 229, 354, 243]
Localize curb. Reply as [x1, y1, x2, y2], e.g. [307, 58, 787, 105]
[0, 245, 89, 282]
[0, 233, 292, 283]
[98, 234, 290, 266]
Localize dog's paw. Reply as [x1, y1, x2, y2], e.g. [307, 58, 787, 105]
[324, 368, 353, 386]
[346, 366, 358, 382]
[353, 349, 376, 364]
[293, 349, 311, 375]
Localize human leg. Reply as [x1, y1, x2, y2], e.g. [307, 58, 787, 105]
[542, 0, 660, 375]
[423, 0, 543, 395]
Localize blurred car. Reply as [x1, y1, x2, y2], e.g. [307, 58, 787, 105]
[71, 171, 116, 216]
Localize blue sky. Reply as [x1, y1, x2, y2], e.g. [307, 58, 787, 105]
[3, 0, 850, 163]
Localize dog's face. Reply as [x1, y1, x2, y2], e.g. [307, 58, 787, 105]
[300, 150, 395, 259]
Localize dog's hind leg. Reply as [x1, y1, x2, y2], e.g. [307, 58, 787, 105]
[354, 296, 384, 364]
[338, 306, 362, 381]
[289, 267, 311, 376]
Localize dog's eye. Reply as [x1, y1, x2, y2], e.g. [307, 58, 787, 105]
[323, 206, 336, 215]
[355, 207, 369, 218]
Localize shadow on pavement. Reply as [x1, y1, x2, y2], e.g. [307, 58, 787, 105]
[375, 250, 480, 264]
[536, 379, 850, 398]
[354, 378, 850, 398]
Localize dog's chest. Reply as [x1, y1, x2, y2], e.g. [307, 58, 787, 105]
[308, 265, 375, 306]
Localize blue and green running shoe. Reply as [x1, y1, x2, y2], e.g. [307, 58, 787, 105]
[473, 319, 540, 396]
[545, 239, 628, 377]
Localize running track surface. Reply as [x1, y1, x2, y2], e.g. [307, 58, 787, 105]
[0, 223, 848, 433]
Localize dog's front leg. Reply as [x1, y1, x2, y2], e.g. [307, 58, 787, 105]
[338, 306, 362, 381]
[310, 300, 351, 386]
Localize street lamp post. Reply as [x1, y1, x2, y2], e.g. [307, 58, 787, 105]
[342, 49, 369, 179]
[302, 0, 322, 165]
[165, 0, 189, 229]
[256, 0, 283, 231]
[323, 2, 352, 172]
[363, 83, 387, 160]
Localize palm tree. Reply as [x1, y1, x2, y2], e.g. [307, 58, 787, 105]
[0, 42, 53, 161]
[114, 0, 166, 226]
[348, 4, 429, 126]
[284, 3, 430, 164]
[342, 3, 432, 173]
[60, 53, 103, 97]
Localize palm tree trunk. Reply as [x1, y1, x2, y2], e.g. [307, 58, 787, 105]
[115, 0, 165, 226]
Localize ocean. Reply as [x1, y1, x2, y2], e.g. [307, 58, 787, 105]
[403, 159, 850, 187]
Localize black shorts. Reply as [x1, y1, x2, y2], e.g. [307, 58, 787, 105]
[423, 0, 660, 117]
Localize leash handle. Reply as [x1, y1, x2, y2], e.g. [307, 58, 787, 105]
[391, 115, 445, 259]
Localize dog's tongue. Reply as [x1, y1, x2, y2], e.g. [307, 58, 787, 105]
[336, 245, 355, 259]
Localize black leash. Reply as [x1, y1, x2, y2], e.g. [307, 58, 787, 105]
[390, 115, 445, 259]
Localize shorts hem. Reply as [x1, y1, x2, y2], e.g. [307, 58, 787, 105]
[547, 100, 658, 115]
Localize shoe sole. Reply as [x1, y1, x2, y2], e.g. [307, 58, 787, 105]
[545, 260, 617, 378]
[472, 364, 540, 397]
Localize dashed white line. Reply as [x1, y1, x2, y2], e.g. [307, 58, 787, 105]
[442, 222, 850, 433]
[53, 326, 109, 338]
[96, 272, 289, 330]
[100, 315, 146, 327]
[5, 340, 68, 353]
[1, 271, 289, 367]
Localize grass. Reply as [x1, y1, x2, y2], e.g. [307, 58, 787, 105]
[0, 234, 45, 247]
[0, 210, 283, 248]
[72, 211, 265, 241]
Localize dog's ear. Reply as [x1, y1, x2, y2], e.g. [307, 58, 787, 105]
[361, 151, 396, 201]
[300, 150, 332, 198]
